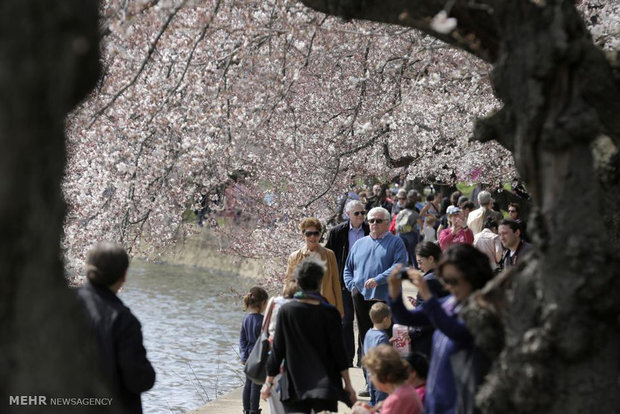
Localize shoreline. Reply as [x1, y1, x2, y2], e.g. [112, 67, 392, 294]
[187, 281, 419, 414]
[136, 228, 270, 281]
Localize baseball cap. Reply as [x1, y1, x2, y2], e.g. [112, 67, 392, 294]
[446, 205, 462, 215]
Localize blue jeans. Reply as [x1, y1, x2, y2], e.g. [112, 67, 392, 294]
[242, 377, 261, 411]
[341, 287, 356, 366]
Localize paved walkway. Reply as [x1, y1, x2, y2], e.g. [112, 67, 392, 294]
[188, 280, 418, 414]
[188, 366, 368, 414]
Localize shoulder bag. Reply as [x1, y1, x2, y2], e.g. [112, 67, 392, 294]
[243, 299, 275, 384]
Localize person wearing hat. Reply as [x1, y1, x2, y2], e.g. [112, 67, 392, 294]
[466, 190, 503, 235]
[438, 205, 474, 251]
[262, 257, 357, 412]
[391, 188, 408, 216]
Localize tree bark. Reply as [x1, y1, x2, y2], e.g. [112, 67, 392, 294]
[0, 1, 117, 412]
[299, 0, 620, 412]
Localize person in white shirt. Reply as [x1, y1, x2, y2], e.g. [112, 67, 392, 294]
[467, 191, 503, 235]
[422, 215, 437, 242]
[473, 218, 503, 271]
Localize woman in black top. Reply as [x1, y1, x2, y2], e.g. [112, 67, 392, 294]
[261, 258, 356, 413]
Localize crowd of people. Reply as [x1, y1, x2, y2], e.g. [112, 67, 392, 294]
[70, 182, 531, 414]
[241, 182, 533, 414]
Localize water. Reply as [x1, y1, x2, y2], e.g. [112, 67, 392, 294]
[120, 260, 255, 413]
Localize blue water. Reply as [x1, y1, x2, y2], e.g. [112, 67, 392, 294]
[120, 261, 255, 413]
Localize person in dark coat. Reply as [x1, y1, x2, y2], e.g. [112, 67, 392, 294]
[261, 257, 356, 413]
[325, 199, 370, 366]
[77, 242, 156, 414]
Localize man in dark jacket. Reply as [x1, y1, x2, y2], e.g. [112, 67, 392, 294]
[325, 200, 370, 367]
[77, 242, 156, 414]
[498, 219, 533, 271]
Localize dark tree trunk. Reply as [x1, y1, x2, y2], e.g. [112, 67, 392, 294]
[0, 1, 117, 412]
[299, 0, 620, 412]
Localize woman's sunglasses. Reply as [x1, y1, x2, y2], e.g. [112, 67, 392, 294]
[304, 231, 320, 237]
[441, 277, 460, 286]
[351, 211, 367, 216]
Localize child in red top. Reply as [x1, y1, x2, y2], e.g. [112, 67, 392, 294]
[353, 344, 423, 414]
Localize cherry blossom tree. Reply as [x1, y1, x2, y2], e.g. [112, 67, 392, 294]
[296, 0, 620, 412]
[3, 0, 619, 410]
[64, 0, 514, 281]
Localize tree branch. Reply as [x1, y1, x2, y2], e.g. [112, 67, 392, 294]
[299, 0, 500, 62]
[90, 1, 186, 126]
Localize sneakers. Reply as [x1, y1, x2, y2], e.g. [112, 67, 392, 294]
[358, 387, 370, 397]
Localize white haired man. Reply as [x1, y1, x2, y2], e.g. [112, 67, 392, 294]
[343, 207, 407, 394]
[467, 190, 503, 234]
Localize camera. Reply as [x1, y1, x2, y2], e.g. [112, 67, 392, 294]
[398, 267, 411, 280]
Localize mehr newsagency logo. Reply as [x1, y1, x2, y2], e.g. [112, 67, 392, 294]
[9, 395, 113, 406]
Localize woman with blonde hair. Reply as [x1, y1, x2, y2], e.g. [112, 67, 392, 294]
[284, 217, 344, 316]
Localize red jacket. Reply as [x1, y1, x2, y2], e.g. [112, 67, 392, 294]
[438, 227, 474, 251]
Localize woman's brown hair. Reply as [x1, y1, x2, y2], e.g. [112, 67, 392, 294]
[299, 217, 323, 234]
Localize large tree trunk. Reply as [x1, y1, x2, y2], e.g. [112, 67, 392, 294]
[299, 0, 620, 412]
[0, 1, 117, 412]
[472, 2, 620, 412]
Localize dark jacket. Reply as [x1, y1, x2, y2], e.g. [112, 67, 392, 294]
[365, 197, 393, 213]
[409, 270, 450, 358]
[390, 294, 477, 414]
[239, 313, 263, 362]
[325, 220, 370, 288]
[500, 240, 533, 271]
[77, 281, 156, 414]
[266, 301, 350, 406]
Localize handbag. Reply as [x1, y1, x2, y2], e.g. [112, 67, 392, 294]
[243, 300, 275, 384]
[244, 330, 270, 384]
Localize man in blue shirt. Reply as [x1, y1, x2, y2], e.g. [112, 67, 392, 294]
[343, 206, 407, 391]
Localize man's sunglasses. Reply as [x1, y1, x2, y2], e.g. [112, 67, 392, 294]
[508, 209, 517, 213]
[368, 218, 385, 224]
[351, 211, 367, 216]
[304, 231, 320, 237]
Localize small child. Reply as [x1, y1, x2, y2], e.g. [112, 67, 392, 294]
[363, 302, 392, 406]
[354, 344, 423, 414]
[422, 215, 437, 242]
[239, 286, 268, 414]
[405, 351, 429, 405]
